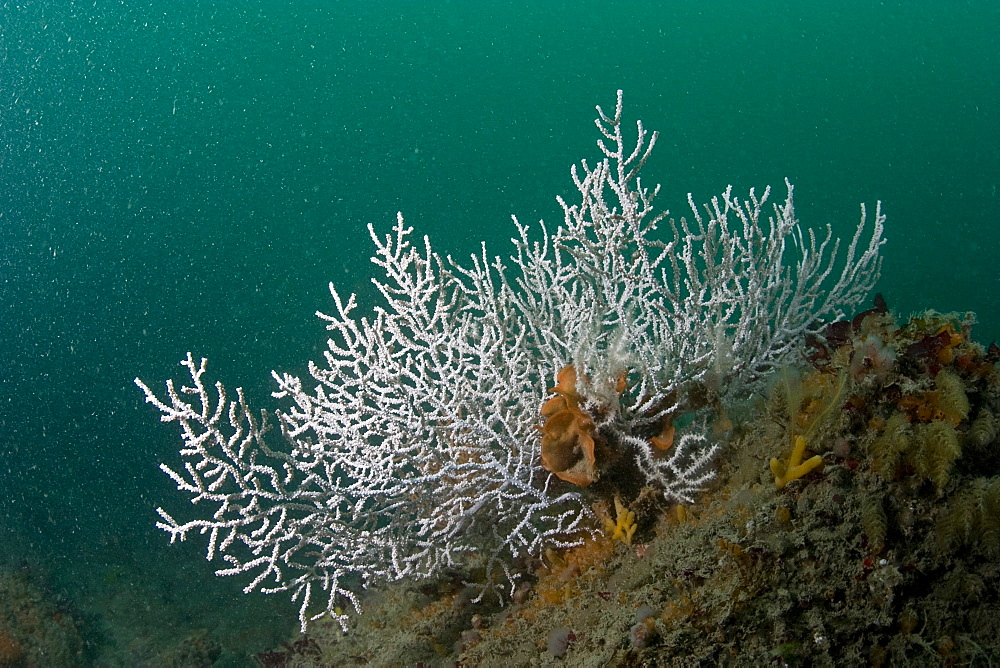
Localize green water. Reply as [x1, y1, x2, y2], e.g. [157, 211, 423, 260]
[1, 0, 997, 660]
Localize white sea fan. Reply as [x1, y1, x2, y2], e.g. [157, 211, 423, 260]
[136, 91, 885, 630]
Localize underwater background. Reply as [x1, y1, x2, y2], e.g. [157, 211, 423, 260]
[1, 0, 998, 662]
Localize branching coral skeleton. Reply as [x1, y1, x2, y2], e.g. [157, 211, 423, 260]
[136, 91, 885, 630]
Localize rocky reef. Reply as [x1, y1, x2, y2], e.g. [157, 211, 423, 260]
[270, 299, 1000, 666]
